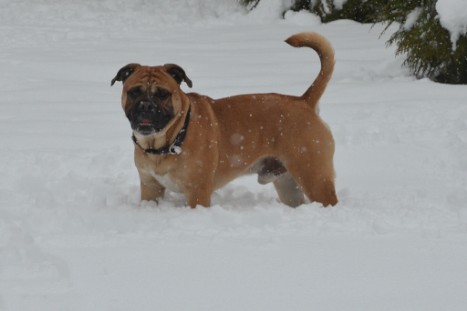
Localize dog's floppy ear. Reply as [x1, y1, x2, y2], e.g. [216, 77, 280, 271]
[163, 64, 193, 88]
[111, 63, 141, 86]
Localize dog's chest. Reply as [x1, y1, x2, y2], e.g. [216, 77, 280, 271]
[149, 171, 181, 193]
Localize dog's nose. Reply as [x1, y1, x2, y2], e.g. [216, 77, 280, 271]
[138, 101, 153, 112]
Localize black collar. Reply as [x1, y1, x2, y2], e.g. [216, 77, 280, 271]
[132, 107, 191, 155]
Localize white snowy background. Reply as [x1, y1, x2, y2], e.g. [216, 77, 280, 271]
[1, 0, 467, 310]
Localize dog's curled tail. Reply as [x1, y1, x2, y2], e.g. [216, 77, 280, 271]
[285, 32, 335, 109]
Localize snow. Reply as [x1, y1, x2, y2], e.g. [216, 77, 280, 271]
[1, 0, 467, 310]
[284, 9, 322, 26]
[436, 0, 467, 49]
[248, 0, 293, 20]
[403, 7, 422, 30]
[333, 0, 348, 10]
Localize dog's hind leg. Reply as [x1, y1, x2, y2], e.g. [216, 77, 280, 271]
[286, 159, 337, 207]
[273, 173, 305, 207]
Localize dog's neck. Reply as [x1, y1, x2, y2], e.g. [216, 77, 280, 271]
[132, 107, 191, 155]
[133, 131, 167, 150]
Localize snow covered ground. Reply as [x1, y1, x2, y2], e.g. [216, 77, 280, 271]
[1, 1, 467, 310]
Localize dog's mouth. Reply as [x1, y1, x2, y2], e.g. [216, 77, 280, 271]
[128, 102, 174, 136]
[135, 117, 157, 135]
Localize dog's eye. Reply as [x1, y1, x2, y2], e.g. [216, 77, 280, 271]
[154, 88, 170, 100]
[128, 87, 143, 99]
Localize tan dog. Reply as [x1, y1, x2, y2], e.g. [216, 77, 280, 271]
[111, 32, 337, 208]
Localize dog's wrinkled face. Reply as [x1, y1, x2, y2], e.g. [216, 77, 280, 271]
[111, 63, 192, 136]
[125, 82, 175, 135]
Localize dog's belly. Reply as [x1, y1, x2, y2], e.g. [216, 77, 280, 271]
[151, 172, 181, 193]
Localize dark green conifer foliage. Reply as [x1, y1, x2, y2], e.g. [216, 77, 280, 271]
[382, 0, 467, 84]
[292, 0, 387, 23]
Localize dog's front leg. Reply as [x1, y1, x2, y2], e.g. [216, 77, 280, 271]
[182, 178, 214, 208]
[139, 172, 165, 203]
[187, 195, 211, 208]
[185, 185, 213, 208]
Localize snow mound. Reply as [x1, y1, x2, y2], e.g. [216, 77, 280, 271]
[284, 10, 322, 26]
[436, 0, 467, 49]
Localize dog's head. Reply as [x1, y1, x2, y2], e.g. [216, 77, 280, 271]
[111, 63, 192, 136]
